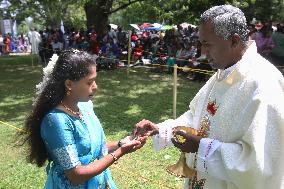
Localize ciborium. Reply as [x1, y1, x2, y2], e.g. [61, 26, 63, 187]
[166, 126, 199, 178]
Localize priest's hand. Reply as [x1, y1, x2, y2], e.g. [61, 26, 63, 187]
[171, 130, 202, 153]
[133, 119, 159, 137]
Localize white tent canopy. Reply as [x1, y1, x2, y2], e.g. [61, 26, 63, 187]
[109, 23, 118, 30]
[130, 24, 140, 30]
[180, 22, 197, 28]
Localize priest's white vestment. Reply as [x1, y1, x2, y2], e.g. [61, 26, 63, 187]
[153, 42, 284, 189]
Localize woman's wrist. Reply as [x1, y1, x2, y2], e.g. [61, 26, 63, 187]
[113, 148, 124, 158]
[110, 152, 118, 164]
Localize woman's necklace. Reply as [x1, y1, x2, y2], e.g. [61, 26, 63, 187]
[61, 102, 83, 119]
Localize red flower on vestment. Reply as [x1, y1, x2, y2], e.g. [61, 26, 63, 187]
[207, 100, 218, 116]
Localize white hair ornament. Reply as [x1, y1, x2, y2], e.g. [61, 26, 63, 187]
[33, 54, 59, 105]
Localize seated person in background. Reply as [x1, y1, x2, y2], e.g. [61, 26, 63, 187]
[255, 23, 275, 60]
[131, 31, 139, 47]
[176, 43, 194, 75]
[99, 38, 119, 69]
[150, 40, 168, 71]
[187, 41, 213, 81]
[89, 30, 100, 55]
[77, 36, 89, 51]
[17, 34, 28, 53]
[132, 40, 144, 64]
[248, 24, 257, 40]
[3, 34, 11, 54]
[166, 53, 176, 73]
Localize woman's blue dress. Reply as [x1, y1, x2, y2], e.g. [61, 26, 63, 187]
[41, 101, 117, 189]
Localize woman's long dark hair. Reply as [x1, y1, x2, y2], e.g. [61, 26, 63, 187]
[22, 49, 97, 167]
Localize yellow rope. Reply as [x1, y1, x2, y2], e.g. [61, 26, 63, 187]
[177, 66, 215, 76]
[0, 120, 26, 133]
[148, 63, 215, 76]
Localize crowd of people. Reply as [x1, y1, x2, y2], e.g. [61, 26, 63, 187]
[33, 24, 202, 72]
[0, 24, 211, 81]
[0, 33, 29, 55]
[0, 16, 283, 79]
[0, 19, 284, 69]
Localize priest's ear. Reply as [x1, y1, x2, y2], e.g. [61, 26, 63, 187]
[231, 33, 241, 48]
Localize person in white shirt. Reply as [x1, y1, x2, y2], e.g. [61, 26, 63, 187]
[28, 28, 41, 54]
[134, 5, 284, 189]
[0, 34, 3, 55]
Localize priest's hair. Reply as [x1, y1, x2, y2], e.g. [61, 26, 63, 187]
[200, 5, 249, 43]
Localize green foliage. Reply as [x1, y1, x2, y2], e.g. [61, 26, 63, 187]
[110, 2, 160, 27]
[4, 0, 85, 30]
[64, 4, 87, 31]
[110, 0, 284, 27]
[110, 0, 235, 26]
[16, 22, 30, 36]
[0, 55, 204, 188]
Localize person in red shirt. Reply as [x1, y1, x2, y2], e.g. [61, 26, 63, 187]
[3, 34, 11, 54]
[89, 30, 100, 55]
[132, 40, 143, 64]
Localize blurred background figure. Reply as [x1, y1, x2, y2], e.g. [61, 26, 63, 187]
[28, 28, 41, 54]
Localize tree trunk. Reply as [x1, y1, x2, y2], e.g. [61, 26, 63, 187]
[84, 1, 112, 37]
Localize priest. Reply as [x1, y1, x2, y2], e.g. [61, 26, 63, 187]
[135, 5, 284, 189]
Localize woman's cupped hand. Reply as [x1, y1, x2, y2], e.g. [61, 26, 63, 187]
[120, 135, 148, 154]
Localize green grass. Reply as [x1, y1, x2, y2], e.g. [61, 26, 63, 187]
[0, 55, 204, 189]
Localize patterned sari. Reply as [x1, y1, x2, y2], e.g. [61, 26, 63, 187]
[41, 101, 117, 189]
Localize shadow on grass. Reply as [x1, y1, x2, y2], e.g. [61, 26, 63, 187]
[0, 56, 42, 125]
[93, 67, 203, 136]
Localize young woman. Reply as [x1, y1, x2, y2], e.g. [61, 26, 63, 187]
[23, 49, 146, 188]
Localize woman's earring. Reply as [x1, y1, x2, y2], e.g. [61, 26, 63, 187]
[66, 89, 71, 96]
